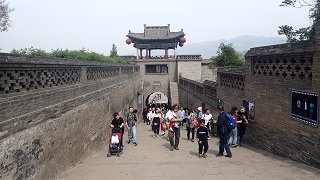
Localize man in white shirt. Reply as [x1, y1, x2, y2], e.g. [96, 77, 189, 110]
[165, 107, 174, 141]
[147, 109, 154, 125]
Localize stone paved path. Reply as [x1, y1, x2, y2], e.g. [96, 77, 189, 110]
[57, 122, 320, 180]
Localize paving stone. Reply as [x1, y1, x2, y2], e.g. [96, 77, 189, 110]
[57, 123, 320, 180]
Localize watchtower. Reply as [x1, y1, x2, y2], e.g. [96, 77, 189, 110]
[126, 24, 186, 60]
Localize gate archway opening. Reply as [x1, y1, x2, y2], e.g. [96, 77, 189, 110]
[145, 92, 168, 108]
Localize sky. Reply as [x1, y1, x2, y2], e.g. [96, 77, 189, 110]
[0, 0, 312, 56]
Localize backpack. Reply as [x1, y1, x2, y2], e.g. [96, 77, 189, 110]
[225, 113, 236, 131]
[190, 119, 196, 128]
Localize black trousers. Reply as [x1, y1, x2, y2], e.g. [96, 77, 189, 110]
[187, 127, 195, 140]
[153, 124, 160, 134]
[199, 140, 208, 154]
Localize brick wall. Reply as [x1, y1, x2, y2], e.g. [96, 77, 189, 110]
[179, 37, 320, 169]
[0, 53, 142, 180]
[201, 59, 217, 82]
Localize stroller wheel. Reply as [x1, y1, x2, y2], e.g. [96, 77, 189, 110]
[107, 153, 111, 157]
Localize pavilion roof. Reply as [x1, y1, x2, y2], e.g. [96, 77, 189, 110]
[127, 25, 185, 41]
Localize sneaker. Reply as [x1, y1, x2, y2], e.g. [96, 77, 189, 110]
[216, 153, 224, 157]
[133, 143, 137, 146]
[199, 154, 202, 158]
[225, 155, 232, 158]
[203, 153, 207, 158]
[191, 139, 194, 142]
[175, 147, 179, 150]
[188, 138, 190, 141]
[170, 147, 174, 151]
[153, 135, 156, 138]
[167, 138, 170, 141]
[127, 140, 131, 144]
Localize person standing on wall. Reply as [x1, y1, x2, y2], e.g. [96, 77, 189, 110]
[125, 107, 138, 146]
[213, 105, 232, 158]
[237, 106, 248, 147]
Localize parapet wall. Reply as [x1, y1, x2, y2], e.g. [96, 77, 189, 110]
[0, 53, 142, 180]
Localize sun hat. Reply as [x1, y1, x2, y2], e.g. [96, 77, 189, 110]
[240, 106, 246, 113]
[198, 107, 202, 111]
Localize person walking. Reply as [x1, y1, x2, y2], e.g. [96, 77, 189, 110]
[147, 108, 154, 125]
[179, 107, 185, 127]
[187, 113, 197, 142]
[151, 109, 161, 138]
[110, 112, 124, 149]
[142, 106, 148, 123]
[168, 105, 183, 151]
[125, 107, 138, 146]
[213, 105, 232, 158]
[196, 119, 210, 158]
[202, 109, 213, 133]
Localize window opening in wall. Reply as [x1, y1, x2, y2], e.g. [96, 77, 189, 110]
[145, 65, 168, 74]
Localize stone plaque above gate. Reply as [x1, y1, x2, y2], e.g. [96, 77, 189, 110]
[153, 81, 161, 86]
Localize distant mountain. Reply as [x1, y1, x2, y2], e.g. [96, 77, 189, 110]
[177, 35, 286, 59]
[125, 35, 286, 59]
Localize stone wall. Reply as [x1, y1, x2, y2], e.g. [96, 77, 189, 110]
[0, 53, 142, 180]
[201, 59, 217, 82]
[178, 38, 320, 169]
[244, 40, 320, 169]
[177, 55, 202, 81]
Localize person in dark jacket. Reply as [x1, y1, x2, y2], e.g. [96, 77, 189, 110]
[142, 106, 148, 123]
[237, 106, 248, 147]
[213, 105, 232, 158]
[196, 119, 210, 158]
[111, 112, 124, 149]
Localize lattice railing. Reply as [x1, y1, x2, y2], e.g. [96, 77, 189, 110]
[87, 67, 119, 81]
[0, 69, 80, 95]
[252, 57, 313, 80]
[220, 74, 244, 91]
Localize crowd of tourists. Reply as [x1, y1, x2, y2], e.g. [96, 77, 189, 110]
[110, 104, 248, 158]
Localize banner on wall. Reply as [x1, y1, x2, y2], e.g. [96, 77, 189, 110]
[291, 90, 319, 127]
[242, 98, 255, 122]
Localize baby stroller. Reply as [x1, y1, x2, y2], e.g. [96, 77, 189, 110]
[107, 127, 122, 157]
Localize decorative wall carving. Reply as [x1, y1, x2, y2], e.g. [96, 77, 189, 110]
[0, 68, 80, 94]
[87, 67, 119, 81]
[252, 57, 313, 80]
[220, 74, 244, 91]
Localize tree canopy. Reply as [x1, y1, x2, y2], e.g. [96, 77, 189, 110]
[10, 47, 135, 65]
[209, 43, 245, 69]
[278, 0, 320, 42]
[0, 0, 14, 32]
[110, 43, 118, 57]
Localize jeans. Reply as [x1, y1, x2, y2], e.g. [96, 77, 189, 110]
[187, 127, 195, 140]
[228, 128, 237, 145]
[219, 133, 232, 156]
[199, 140, 208, 154]
[128, 126, 137, 143]
[169, 127, 180, 148]
[239, 135, 244, 146]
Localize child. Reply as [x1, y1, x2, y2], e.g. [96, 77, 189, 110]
[169, 114, 179, 131]
[196, 119, 210, 158]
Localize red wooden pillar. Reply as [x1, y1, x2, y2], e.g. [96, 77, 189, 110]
[165, 46, 168, 59]
[146, 46, 149, 60]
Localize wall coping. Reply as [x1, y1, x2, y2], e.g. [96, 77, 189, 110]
[217, 66, 245, 76]
[0, 53, 139, 68]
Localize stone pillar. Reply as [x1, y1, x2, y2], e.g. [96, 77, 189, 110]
[80, 66, 87, 84]
[165, 46, 168, 59]
[140, 49, 142, 59]
[137, 48, 139, 59]
[146, 46, 149, 60]
[174, 47, 177, 59]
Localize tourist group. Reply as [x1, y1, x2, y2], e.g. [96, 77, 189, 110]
[110, 104, 248, 158]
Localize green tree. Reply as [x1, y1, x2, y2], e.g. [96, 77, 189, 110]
[209, 43, 245, 68]
[110, 43, 118, 57]
[0, 0, 15, 32]
[278, 0, 320, 42]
